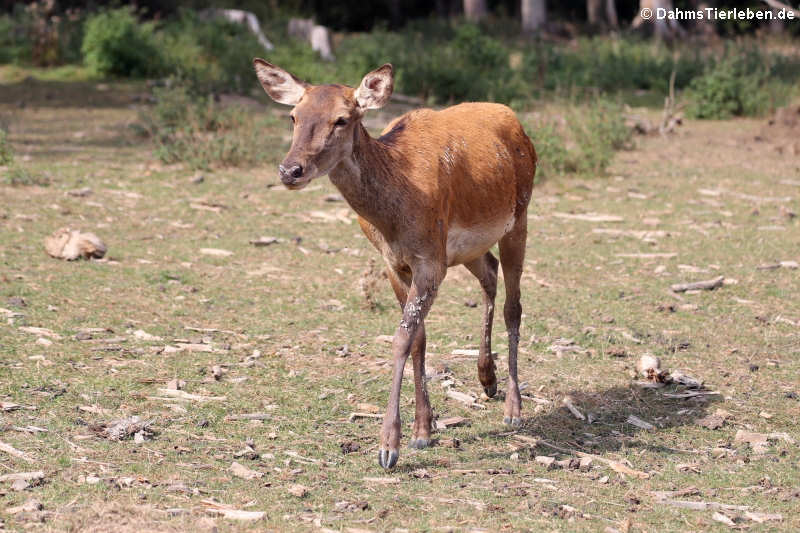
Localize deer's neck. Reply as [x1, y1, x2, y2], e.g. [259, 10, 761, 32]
[329, 124, 406, 237]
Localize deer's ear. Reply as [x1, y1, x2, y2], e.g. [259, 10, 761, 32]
[253, 58, 308, 106]
[355, 64, 394, 111]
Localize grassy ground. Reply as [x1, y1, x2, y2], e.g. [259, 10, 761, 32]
[1, 76, 799, 532]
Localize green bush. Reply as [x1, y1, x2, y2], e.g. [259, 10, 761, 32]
[0, 7, 33, 64]
[0, 128, 14, 166]
[160, 10, 269, 94]
[526, 100, 631, 178]
[82, 7, 164, 78]
[686, 50, 792, 119]
[139, 84, 284, 170]
[2, 166, 50, 187]
[524, 37, 706, 94]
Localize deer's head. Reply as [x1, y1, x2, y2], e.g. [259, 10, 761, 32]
[253, 59, 394, 190]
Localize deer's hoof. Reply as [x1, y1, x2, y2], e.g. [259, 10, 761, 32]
[503, 416, 522, 428]
[408, 438, 430, 449]
[378, 448, 399, 469]
[483, 383, 498, 398]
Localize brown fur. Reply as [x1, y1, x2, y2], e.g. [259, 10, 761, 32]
[254, 59, 536, 468]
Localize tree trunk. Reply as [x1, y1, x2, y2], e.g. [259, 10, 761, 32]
[463, 0, 487, 21]
[632, 0, 684, 40]
[521, 0, 547, 32]
[605, 0, 619, 27]
[587, 0, 603, 25]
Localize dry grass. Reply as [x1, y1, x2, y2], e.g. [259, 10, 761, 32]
[1, 77, 799, 532]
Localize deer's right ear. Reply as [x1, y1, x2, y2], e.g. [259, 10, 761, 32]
[355, 63, 394, 111]
[253, 58, 308, 106]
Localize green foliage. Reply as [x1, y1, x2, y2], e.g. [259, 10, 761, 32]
[526, 100, 631, 178]
[159, 10, 269, 94]
[0, 127, 47, 186]
[2, 166, 50, 187]
[138, 84, 283, 170]
[0, 128, 14, 166]
[0, 7, 33, 64]
[524, 37, 706, 94]
[81, 7, 164, 78]
[686, 50, 794, 119]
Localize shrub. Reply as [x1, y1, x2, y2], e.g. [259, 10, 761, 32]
[524, 37, 706, 94]
[2, 166, 50, 187]
[0, 7, 33, 64]
[82, 7, 164, 78]
[0, 128, 14, 166]
[525, 100, 631, 178]
[138, 84, 284, 170]
[686, 50, 791, 119]
[160, 10, 269, 94]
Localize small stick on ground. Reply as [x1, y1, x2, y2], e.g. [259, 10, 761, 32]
[0, 440, 35, 463]
[562, 396, 585, 420]
[671, 276, 724, 293]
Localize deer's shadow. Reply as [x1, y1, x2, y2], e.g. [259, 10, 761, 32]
[472, 384, 721, 458]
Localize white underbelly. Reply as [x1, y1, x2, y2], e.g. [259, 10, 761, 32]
[446, 216, 515, 266]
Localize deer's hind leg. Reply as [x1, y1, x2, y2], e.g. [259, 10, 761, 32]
[464, 252, 499, 398]
[498, 215, 527, 427]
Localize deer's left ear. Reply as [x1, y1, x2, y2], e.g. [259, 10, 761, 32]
[253, 58, 309, 106]
[355, 64, 394, 111]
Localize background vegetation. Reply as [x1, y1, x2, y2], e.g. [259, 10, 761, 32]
[2, 2, 799, 166]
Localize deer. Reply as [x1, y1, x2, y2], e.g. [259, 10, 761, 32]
[253, 59, 536, 469]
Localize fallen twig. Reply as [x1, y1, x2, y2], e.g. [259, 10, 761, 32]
[671, 276, 724, 293]
[562, 396, 585, 420]
[0, 440, 35, 463]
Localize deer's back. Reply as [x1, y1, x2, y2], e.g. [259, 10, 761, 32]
[378, 102, 536, 265]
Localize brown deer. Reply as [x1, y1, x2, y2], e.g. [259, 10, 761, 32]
[253, 59, 536, 469]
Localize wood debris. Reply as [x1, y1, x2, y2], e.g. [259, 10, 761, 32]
[18, 326, 62, 340]
[0, 471, 44, 483]
[537, 440, 649, 479]
[695, 414, 725, 430]
[435, 416, 469, 430]
[671, 276, 724, 293]
[156, 389, 226, 402]
[199, 248, 233, 257]
[288, 484, 308, 497]
[562, 396, 585, 420]
[5, 498, 43, 515]
[102, 416, 154, 441]
[0, 439, 35, 463]
[712, 512, 736, 526]
[362, 477, 400, 485]
[224, 413, 271, 421]
[734, 430, 795, 454]
[616, 252, 677, 259]
[249, 236, 279, 246]
[661, 390, 720, 399]
[206, 508, 265, 521]
[744, 511, 782, 523]
[132, 329, 162, 341]
[229, 461, 263, 480]
[659, 499, 748, 511]
[626, 415, 654, 430]
[348, 412, 382, 422]
[44, 227, 106, 260]
[554, 212, 624, 222]
[445, 389, 485, 409]
[1, 401, 36, 411]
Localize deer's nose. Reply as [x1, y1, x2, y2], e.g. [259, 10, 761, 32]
[279, 163, 303, 183]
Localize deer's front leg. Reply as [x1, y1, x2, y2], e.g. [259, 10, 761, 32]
[378, 265, 441, 469]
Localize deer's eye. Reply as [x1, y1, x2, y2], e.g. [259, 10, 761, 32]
[290, 115, 296, 124]
[334, 117, 347, 127]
